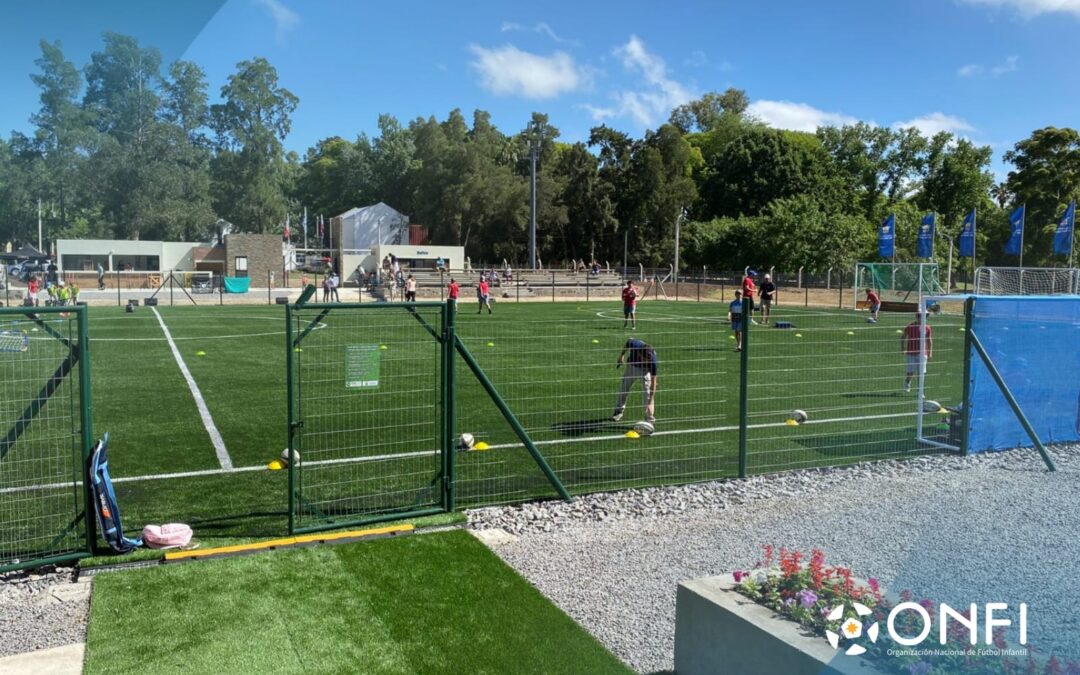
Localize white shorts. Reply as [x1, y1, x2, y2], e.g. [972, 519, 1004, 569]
[906, 354, 927, 374]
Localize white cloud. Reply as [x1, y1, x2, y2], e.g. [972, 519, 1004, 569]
[595, 35, 693, 127]
[469, 44, 586, 99]
[685, 50, 708, 67]
[958, 55, 1019, 76]
[990, 55, 1020, 74]
[579, 103, 616, 121]
[893, 112, 976, 136]
[958, 0, 1080, 18]
[252, 0, 298, 40]
[501, 21, 575, 45]
[747, 100, 859, 132]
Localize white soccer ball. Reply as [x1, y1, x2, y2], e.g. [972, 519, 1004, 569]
[633, 421, 655, 436]
[457, 433, 475, 451]
[280, 448, 300, 466]
[788, 410, 808, 425]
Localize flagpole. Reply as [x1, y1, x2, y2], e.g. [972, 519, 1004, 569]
[1069, 201, 1075, 270]
[1018, 204, 1024, 269]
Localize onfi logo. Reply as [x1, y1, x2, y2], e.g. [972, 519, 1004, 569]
[826, 602, 879, 656]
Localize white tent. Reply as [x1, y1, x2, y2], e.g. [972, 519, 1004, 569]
[337, 203, 409, 251]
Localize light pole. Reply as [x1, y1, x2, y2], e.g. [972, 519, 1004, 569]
[528, 120, 542, 271]
[674, 208, 686, 285]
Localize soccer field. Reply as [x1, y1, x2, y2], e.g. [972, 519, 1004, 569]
[1, 299, 964, 545]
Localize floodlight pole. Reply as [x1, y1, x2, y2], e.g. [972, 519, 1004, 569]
[528, 120, 541, 271]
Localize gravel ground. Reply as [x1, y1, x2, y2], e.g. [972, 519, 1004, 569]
[469, 446, 1080, 674]
[0, 565, 89, 657]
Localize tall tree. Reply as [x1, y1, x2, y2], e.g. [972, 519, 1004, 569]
[1003, 127, 1080, 263]
[211, 57, 298, 232]
[669, 88, 748, 133]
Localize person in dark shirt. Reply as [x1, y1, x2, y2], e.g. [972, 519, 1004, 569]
[611, 338, 658, 424]
[758, 274, 776, 325]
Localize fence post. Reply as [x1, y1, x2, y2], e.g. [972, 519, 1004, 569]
[169, 271, 174, 306]
[286, 302, 296, 534]
[838, 270, 844, 309]
[268, 270, 272, 305]
[116, 270, 121, 307]
[738, 296, 751, 479]
[798, 266, 804, 289]
[805, 286, 809, 307]
[77, 305, 98, 554]
[551, 271, 555, 302]
[443, 298, 456, 511]
[960, 297, 974, 456]
[586, 273, 590, 301]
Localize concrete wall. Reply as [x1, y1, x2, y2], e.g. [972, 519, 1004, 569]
[225, 234, 283, 283]
[57, 239, 209, 272]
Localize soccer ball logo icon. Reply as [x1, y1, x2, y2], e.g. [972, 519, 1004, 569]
[825, 602, 878, 656]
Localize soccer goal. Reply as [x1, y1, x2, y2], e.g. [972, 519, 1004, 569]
[853, 263, 946, 311]
[973, 267, 1080, 296]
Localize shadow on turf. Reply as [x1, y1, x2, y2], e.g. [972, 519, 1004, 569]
[551, 418, 628, 437]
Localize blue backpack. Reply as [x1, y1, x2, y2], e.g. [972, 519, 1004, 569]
[89, 433, 142, 553]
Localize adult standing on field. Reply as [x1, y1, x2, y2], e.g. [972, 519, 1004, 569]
[742, 271, 757, 322]
[405, 274, 417, 302]
[477, 276, 492, 314]
[96, 262, 105, 290]
[901, 312, 932, 393]
[611, 337, 658, 424]
[448, 277, 460, 304]
[758, 274, 776, 325]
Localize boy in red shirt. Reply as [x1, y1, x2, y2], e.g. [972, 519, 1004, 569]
[622, 280, 639, 330]
[477, 276, 492, 314]
[901, 312, 932, 393]
[865, 288, 881, 323]
[448, 278, 460, 303]
[742, 272, 757, 322]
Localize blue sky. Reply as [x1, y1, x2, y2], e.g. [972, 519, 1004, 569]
[2, 0, 1079, 177]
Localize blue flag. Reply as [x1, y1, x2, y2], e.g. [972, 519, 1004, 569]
[1004, 204, 1025, 256]
[1053, 201, 1075, 256]
[916, 213, 935, 258]
[879, 214, 895, 259]
[958, 209, 976, 258]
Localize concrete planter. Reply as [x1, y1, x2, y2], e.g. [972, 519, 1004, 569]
[675, 574, 879, 675]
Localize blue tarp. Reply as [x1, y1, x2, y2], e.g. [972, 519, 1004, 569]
[968, 296, 1080, 452]
[223, 277, 250, 293]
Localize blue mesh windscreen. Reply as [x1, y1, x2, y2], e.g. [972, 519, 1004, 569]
[968, 296, 1080, 452]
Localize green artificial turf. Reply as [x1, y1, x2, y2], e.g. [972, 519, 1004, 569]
[85, 529, 631, 675]
[3, 300, 964, 551]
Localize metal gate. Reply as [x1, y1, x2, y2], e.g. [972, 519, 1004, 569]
[0, 305, 93, 571]
[286, 294, 450, 533]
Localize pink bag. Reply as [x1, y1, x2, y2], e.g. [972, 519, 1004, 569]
[142, 523, 193, 549]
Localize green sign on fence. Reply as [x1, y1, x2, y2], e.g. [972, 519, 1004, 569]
[345, 344, 381, 389]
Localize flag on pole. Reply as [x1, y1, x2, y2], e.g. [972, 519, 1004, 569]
[318, 214, 324, 239]
[878, 214, 895, 259]
[958, 208, 976, 258]
[1004, 204, 1025, 255]
[1053, 201, 1075, 256]
[283, 214, 290, 240]
[916, 213, 935, 258]
[302, 207, 308, 249]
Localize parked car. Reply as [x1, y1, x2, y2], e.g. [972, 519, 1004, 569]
[297, 256, 333, 274]
[6, 259, 46, 282]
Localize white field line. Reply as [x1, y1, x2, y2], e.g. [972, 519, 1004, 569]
[1, 411, 920, 495]
[151, 307, 233, 470]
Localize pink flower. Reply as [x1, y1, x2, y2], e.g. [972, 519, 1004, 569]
[868, 578, 880, 593]
[733, 571, 747, 583]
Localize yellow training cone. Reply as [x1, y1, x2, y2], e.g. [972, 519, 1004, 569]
[592, 339, 600, 344]
[795, 333, 803, 338]
[196, 351, 207, 356]
[294, 347, 302, 353]
[487, 342, 495, 347]
[473, 441, 490, 450]
[625, 430, 640, 439]
[847, 331, 855, 336]
[379, 345, 388, 350]
[267, 459, 285, 470]
[786, 419, 799, 426]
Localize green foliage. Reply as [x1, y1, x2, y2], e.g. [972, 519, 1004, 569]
[1003, 127, 1080, 264]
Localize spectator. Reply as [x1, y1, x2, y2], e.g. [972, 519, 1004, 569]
[321, 275, 331, 302]
[329, 272, 341, 302]
[405, 274, 417, 302]
[97, 262, 106, 290]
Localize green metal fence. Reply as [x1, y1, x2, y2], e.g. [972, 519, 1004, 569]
[286, 295, 970, 532]
[0, 305, 93, 572]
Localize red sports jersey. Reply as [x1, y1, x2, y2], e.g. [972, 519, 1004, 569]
[903, 322, 932, 355]
[448, 281, 460, 299]
[742, 277, 756, 296]
[479, 280, 489, 295]
[867, 290, 881, 305]
[622, 287, 637, 305]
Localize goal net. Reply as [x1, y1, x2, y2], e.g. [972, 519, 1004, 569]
[853, 263, 946, 309]
[973, 267, 1080, 296]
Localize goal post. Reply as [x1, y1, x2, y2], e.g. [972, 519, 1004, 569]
[973, 267, 1080, 296]
[853, 262, 946, 311]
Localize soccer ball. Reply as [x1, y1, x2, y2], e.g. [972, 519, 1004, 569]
[280, 448, 300, 467]
[457, 433, 475, 451]
[788, 410, 808, 425]
[633, 421, 655, 436]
